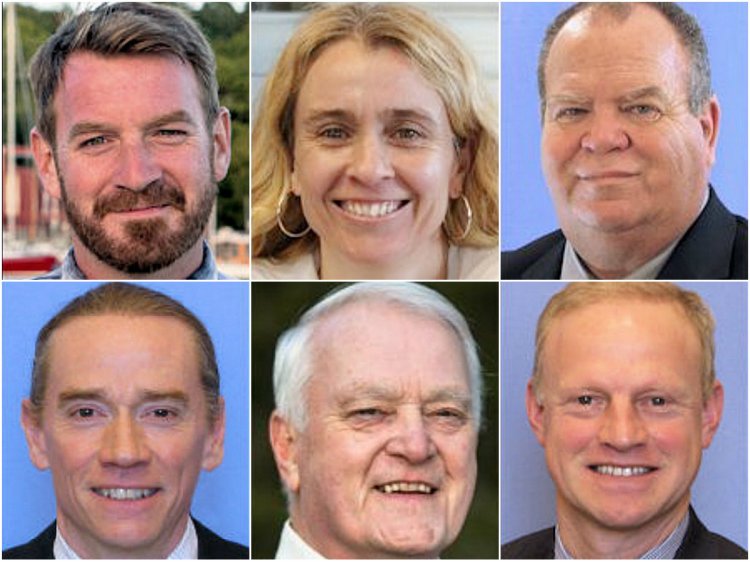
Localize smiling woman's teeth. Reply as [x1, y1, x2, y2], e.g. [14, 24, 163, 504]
[93, 488, 157, 500]
[341, 201, 401, 218]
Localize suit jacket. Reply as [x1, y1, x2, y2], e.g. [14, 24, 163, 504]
[501, 506, 747, 559]
[502, 187, 748, 280]
[2, 517, 249, 559]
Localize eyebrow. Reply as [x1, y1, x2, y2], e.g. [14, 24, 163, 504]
[618, 86, 669, 104]
[67, 110, 199, 143]
[56, 388, 190, 408]
[301, 107, 439, 128]
[335, 384, 472, 409]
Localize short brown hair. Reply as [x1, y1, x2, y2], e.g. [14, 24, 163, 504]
[29, 2, 220, 145]
[30, 283, 221, 423]
[532, 282, 716, 402]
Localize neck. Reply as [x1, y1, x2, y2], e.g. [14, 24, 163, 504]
[556, 497, 690, 559]
[319, 236, 449, 280]
[72, 237, 205, 280]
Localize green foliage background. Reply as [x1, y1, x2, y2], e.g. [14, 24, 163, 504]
[251, 282, 499, 558]
[2, 2, 249, 231]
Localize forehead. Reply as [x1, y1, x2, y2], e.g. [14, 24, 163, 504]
[295, 38, 448, 119]
[44, 314, 203, 396]
[307, 300, 469, 396]
[545, 5, 689, 94]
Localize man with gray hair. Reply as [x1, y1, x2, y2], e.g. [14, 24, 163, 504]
[502, 2, 747, 280]
[268, 282, 483, 558]
[28, 2, 232, 279]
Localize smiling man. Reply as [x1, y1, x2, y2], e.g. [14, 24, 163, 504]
[28, 3, 232, 280]
[502, 282, 747, 559]
[502, 3, 747, 280]
[268, 283, 481, 558]
[3, 283, 248, 559]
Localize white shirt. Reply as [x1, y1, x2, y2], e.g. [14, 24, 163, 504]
[275, 520, 325, 559]
[252, 244, 498, 280]
[53, 517, 198, 559]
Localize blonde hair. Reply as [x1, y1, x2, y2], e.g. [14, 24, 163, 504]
[532, 282, 716, 402]
[252, 3, 498, 259]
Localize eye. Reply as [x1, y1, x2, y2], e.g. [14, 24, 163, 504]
[320, 126, 348, 140]
[577, 395, 594, 406]
[428, 407, 469, 429]
[553, 107, 588, 122]
[145, 407, 179, 422]
[625, 104, 662, 121]
[75, 407, 96, 418]
[394, 127, 422, 140]
[79, 136, 109, 148]
[650, 396, 667, 407]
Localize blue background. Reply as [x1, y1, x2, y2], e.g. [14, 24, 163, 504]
[501, 2, 749, 250]
[2, 281, 249, 549]
[501, 281, 748, 548]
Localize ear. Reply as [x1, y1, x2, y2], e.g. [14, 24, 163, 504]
[699, 96, 720, 168]
[30, 127, 62, 200]
[201, 397, 226, 471]
[526, 380, 547, 447]
[21, 399, 50, 470]
[449, 137, 473, 199]
[701, 380, 724, 449]
[269, 410, 301, 494]
[211, 107, 232, 183]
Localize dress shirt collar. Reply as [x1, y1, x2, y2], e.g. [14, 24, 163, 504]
[38, 240, 226, 280]
[554, 509, 690, 559]
[275, 519, 325, 559]
[53, 517, 197, 559]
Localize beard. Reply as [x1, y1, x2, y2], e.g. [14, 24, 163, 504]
[60, 176, 217, 274]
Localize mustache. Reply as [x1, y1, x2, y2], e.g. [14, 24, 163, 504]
[93, 181, 187, 219]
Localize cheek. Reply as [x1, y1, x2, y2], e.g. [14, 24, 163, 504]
[547, 417, 597, 457]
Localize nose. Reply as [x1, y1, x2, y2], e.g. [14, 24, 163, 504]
[580, 110, 631, 153]
[98, 414, 151, 467]
[348, 132, 395, 186]
[598, 399, 648, 451]
[114, 140, 162, 191]
[385, 410, 437, 464]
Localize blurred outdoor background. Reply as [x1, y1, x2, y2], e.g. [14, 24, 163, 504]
[2, 2, 249, 278]
[251, 282, 499, 559]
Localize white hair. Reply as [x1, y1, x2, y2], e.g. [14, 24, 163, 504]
[273, 282, 483, 430]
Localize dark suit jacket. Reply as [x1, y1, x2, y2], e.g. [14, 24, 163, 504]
[2, 517, 249, 559]
[502, 187, 748, 280]
[501, 506, 747, 559]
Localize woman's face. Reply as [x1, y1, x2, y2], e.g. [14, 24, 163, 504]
[292, 39, 466, 274]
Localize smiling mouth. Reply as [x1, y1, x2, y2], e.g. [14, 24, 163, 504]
[92, 487, 160, 500]
[375, 481, 437, 495]
[590, 465, 656, 477]
[336, 200, 408, 218]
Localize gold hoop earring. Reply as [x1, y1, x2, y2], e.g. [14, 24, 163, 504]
[451, 194, 473, 242]
[276, 191, 311, 238]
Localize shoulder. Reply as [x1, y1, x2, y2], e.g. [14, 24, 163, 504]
[194, 519, 249, 560]
[501, 230, 565, 279]
[252, 253, 318, 280]
[676, 508, 748, 559]
[448, 244, 498, 280]
[501, 526, 555, 559]
[3, 522, 56, 559]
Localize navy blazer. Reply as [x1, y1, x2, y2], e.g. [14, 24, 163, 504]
[2, 518, 249, 559]
[501, 506, 747, 559]
[502, 187, 748, 280]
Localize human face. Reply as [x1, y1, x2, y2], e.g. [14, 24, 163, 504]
[292, 39, 466, 277]
[31, 52, 231, 275]
[541, 6, 719, 243]
[528, 300, 722, 542]
[273, 302, 477, 558]
[21, 315, 224, 559]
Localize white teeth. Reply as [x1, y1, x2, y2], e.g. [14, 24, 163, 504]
[94, 487, 157, 500]
[341, 200, 402, 218]
[379, 481, 434, 494]
[595, 465, 652, 477]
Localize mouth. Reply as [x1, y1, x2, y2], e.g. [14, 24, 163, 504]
[374, 481, 438, 495]
[336, 200, 409, 219]
[92, 487, 160, 500]
[577, 171, 638, 181]
[589, 464, 656, 477]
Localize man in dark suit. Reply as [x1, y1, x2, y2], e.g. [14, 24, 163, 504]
[502, 3, 748, 280]
[502, 282, 747, 559]
[3, 283, 248, 559]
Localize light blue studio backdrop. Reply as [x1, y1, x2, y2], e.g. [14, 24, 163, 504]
[2, 281, 249, 550]
[501, 2, 749, 250]
[500, 282, 748, 549]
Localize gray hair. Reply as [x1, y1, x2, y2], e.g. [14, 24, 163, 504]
[538, 2, 712, 118]
[273, 282, 483, 430]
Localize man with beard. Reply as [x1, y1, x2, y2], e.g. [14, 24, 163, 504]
[28, 3, 232, 279]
